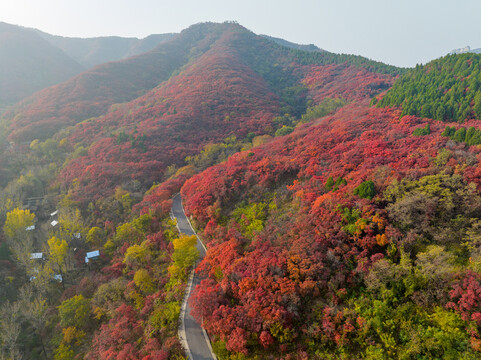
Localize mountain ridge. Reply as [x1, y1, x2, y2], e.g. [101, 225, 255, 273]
[0, 22, 84, 111]
[0, 21, 175, 112]
[2, 21, 400, 144]
[2, 22, 240, 142]
[34, 29, 175, 68]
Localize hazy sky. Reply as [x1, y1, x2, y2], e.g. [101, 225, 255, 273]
[1, 0, 481, 68]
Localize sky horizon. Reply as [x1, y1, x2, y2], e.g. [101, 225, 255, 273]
[2, 0, 481, 68]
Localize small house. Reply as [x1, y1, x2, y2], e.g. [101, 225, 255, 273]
[50, 220, 58, 227]
[25, 225, 35, 231]
[85, 250, 100, 264]
[30, 252, 44, 260]
[50, 210, 59, 217]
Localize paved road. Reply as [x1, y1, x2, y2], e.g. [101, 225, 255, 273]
[171, 194, 215, 360]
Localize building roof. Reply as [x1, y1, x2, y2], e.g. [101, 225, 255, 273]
[30, 252, 43, 260]
[25, 225, 35, 231]
[86, 250, 100, 258]
[50, 210, 59, 217]
[50, 220, 58, 227]
[85, 250, 100, 263]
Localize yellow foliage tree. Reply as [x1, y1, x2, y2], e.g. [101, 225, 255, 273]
[115, 223, 140, 245]
[62, 326, 85, 345]
[48, 237, 68, 266]
[48, 237, 69, 286]
[86, 226, 105, 248]
[3, 208, 35, 239]
[58, 208, 85, 242]
[123, 241, 149, 269]
[168, 235, 199, 285]
[0, 197, 19, 226]
[54, 343, 74, 360]
[172, 235, 198, 268]
[3, 208, 35, 266]
[134, 269, 155, 294]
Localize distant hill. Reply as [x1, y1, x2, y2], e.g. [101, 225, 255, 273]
[0, 22, 175, 112]
[0, 22, 84, 111]
[35, 30, 175, 68]
[449, 45, 481, 55]
[261, 34, 324, 52]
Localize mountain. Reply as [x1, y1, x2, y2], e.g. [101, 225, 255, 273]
[2, 22, 399, 144]
[0, 22, 84, 111]
[35, 30, 175, 68]
[3, 23, 237, 142]
[49, 22, 398, 204]
[58, 25, 282, 201]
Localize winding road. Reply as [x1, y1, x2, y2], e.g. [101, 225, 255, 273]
[171, 194, 216, 360]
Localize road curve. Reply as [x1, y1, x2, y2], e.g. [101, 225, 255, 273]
[171, 194, 216, 360]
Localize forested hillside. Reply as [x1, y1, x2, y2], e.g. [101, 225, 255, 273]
[55, 23, 396, 208]
[260, 35, 324, 53]
[175, 52, 481, 359]
[181, 101, 481, 358]
[377, 53, 481, 122]
[2, 20, 477, 360]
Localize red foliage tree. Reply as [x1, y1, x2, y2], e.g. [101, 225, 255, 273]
[87, 304, 142, 360]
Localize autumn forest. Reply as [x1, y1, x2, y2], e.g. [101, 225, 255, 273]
[1, 21, 481, 360]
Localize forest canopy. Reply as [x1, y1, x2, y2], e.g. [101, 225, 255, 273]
[377, 53, 481, 122]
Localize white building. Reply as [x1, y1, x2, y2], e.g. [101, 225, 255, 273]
[30, 252, 44, 260]
[85, 250, 100, 263]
